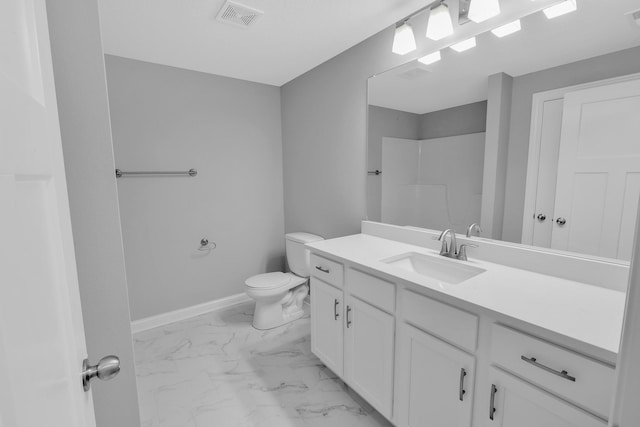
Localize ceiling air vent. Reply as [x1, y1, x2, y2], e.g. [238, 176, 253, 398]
[216, 1, 263, 28]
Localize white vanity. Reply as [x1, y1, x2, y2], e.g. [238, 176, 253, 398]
[306, 221, 628, 427]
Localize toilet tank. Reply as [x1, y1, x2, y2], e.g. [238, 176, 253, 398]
[285, 232, 324, 277]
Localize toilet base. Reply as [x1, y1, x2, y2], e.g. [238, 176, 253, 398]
[252, 283, 309, 330]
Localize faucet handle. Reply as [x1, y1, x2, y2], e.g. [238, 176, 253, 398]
[457, 243, 478, 261]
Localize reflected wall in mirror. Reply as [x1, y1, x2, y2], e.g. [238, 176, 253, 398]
[367, 0, 640, 261]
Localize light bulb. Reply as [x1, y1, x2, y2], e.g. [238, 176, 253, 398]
[543, 0, 577, 19]
[418, 51, 442, 65]
[491, 19, 521, 37]
[450, 37, 477, 52]
[426, 3, 454, 41]
[392, 22, 417, 55]
[468, 0, 501, 23]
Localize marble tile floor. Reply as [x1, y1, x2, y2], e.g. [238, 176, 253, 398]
[134, 302, 393, 427]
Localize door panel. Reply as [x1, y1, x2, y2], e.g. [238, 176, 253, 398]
[552, 78, 640, 260]
[399, 324, 474, 427]
[488, 368, 605, 427]
[0, 0, 95, 425]
[344, 296, 395, 420]
[310, 278, 344, 376]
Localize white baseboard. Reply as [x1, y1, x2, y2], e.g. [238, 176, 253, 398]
[131, 293, 252, 334]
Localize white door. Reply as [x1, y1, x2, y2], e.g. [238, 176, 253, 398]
[0, 0, 96, 426]
[310, 278, 344, 377]
[551, 79, 640, 260]
[397, 324, 475, 427]
[528, 98, 564, 248]
[487, 368, 605, 427]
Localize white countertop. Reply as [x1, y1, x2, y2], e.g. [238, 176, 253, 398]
[307, 234, 626, 359]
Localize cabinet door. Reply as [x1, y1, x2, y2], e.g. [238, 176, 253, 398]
[397, 324, 475, 427]
[310, 277, 344, 376]
[487, 368, 606, 427]
[344, 296, 395, 420]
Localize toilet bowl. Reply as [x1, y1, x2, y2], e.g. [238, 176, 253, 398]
[245, 232, 324, 330]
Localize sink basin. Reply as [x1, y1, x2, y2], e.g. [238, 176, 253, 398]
[381, 252, 485, 285]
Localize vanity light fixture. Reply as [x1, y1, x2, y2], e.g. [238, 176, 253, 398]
[491, 19, 521, 37]
[450, 36, 477, 52]
[543, 0, 577, 19]
[468, 0, 501, 23]
[392, 22, 417, 55]
[426, 2, 454, 41]
[418, 50, 442, 65]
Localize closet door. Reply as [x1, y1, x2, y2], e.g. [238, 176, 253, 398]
[551, 78, 640, 260]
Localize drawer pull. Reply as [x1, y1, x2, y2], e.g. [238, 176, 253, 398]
[315, 266, 330, 273]
[459, 368, 467, 401]
[334, 299, 339, 320]
[346, 305, 352, 328]
[521, 356, 576, 382]
[489, 384, 497, 420]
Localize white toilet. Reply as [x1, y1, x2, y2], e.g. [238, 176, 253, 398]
[244, 232, 324, 330]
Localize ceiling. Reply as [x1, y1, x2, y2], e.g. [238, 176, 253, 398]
[96, 0, 431, 87]
[368, 0, 640, 114]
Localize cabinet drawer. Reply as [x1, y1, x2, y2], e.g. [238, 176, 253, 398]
[490, 324, 615, 418]
[402, 290, 478, 353]
[310, 254, 343, 288]
[346, 268, 395, 314]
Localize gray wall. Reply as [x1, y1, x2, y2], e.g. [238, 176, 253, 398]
[105, 56, 285, 320]
[282, 27, 411, 239]
[501, 46, 640, 242]
[367, 105, 420, 222]
[45, 1, 140, 426]
[367, 102, 487, 222]
[419, 101, 487, 140]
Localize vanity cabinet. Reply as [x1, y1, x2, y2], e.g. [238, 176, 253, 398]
[310, 277, 344, 376]
[487, 368, 606, 427]
[396, 324, 475, 427]
[310, 263, 396, 421]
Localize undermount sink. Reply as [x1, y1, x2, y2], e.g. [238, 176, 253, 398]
[381, 252, 485, 285]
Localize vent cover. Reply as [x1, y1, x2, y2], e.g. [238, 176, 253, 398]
[216, 1, 263, 28]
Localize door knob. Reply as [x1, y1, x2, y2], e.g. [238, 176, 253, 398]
[82, 355, 120, 391]
[536, 214, 546, 222]
[556, 217, 567, 226]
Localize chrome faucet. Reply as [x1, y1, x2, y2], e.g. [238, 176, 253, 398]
[437, 229, 458, 258]
[466, 223, 482, 238]
[438, 229, 477, 261]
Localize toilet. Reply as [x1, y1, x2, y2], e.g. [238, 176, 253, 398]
[244, 232, 324, 330]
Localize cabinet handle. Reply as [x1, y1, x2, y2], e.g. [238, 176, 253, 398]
[459, 368, 467, 401]
[315, 266, 330, 273]
[334, 299, 339, 320]
[489, 384, 497, 420]
[520, 356, 576, 382]
[346, 306, 352, 328]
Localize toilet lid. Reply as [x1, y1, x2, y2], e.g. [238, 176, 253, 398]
[245, 272, 292, 290]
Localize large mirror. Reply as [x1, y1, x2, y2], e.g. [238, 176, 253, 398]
[367, 0, 640, 261]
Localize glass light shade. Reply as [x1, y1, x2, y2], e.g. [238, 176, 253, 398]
[491, 19, 521, 37]
[543, 0, 577, 19]
[468, 0, 501, 23]
[418, 50, 442, 65]
[392, 22, 417, 55]
[450, 37, 477, 52]
[426, 3, 454, 41]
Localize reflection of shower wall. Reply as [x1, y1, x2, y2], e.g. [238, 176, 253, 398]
[381, 134, 485, 233]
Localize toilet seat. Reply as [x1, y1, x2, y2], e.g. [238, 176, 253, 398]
[245, 272, 306, 291]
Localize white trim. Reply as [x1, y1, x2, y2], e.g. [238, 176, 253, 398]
[521, 72, 640, 245]
[131, 293, 252, 334]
